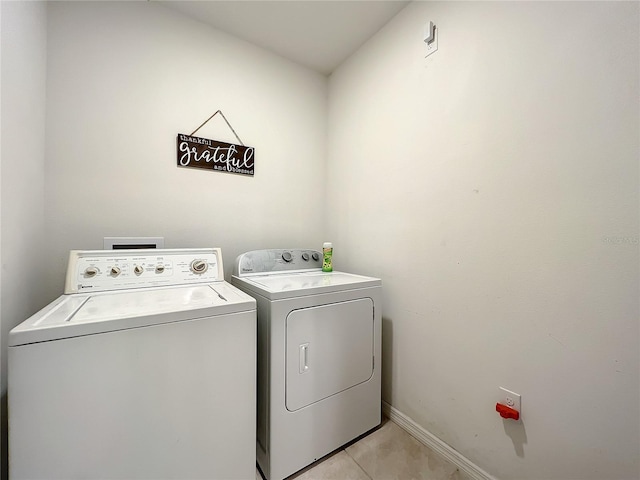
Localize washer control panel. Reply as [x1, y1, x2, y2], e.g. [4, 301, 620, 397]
[65, 248, 223, 294]
[233, 249, 322, 276]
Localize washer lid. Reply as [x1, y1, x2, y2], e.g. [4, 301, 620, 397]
[232, 271, 381, 300]
[9, 282, 255, 346]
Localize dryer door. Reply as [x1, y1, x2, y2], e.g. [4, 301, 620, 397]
[285, 298, 374, 411]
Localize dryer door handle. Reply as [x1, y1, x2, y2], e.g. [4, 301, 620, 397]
[299, 343, 309, 374]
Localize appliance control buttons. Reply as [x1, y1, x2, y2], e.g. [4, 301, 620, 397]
[84, 266, 99, 278]
[312, 252, 320, 261]
[301, 252, 310, 261]
[68, 249, 221, 293]
[282, 252, 293, 262]
[191, 260, 208, 274]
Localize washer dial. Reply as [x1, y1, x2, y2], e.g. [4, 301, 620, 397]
[84, 266, 99, 278]
[191, 260, 208, 274]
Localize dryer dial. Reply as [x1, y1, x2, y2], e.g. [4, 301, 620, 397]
[282, 252, 293, 262]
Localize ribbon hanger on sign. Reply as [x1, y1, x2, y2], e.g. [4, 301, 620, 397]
[190, 110, 245, 146]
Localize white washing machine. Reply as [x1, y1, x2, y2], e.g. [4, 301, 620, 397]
[231, 248, 382, 480]
[9, 248, 256, 480]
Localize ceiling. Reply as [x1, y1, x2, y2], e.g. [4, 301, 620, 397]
[157, 1, 410, 75]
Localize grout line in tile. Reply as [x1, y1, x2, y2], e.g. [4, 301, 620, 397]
[343, 447, 374, 480]
[340, 416, 392, 480]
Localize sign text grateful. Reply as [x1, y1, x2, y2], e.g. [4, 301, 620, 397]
[176, 134, 255, 176]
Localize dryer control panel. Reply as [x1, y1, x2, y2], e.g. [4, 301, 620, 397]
[234, 249, 322, 276]
[65, 248, 223, 294]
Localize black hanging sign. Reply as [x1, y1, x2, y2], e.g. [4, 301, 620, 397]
[177, 134, 255, 176]
[177, 110, 255, 176]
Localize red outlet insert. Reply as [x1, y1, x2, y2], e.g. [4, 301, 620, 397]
[496, 402, 520, 421]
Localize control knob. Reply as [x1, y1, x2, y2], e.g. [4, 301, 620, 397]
[282, 252, 293, 262]
[155, 264, 165, 274]
[110, 266, 121, 277]
[312, 252, 320, 261]
[134, 265, 144, 276]
[302, 252, 310, 261]
[84, 266, 99, 278]
[191, 260, 208, 274]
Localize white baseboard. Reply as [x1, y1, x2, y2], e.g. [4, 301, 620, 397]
[382, 401, 497, 480]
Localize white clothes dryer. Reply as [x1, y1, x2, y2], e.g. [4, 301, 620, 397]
[9, 248, 256, 480]
[232, 248, 382, 480]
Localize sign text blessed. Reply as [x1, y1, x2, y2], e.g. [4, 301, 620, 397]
[176, 134, 255, 176]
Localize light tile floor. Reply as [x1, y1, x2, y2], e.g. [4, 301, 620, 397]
[257, 419, 472, 480]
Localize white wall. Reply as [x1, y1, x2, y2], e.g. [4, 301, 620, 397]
[327, 2, 639, 479]
[43, 1, 327, 301]
[0, 1, 48, 474]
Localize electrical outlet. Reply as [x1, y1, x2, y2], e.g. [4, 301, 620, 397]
[499, 387, 521, 414]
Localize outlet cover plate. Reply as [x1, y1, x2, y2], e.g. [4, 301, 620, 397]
[499, 387, 521, 415]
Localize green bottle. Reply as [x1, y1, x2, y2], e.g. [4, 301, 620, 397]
[322, 242, 333, 272]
